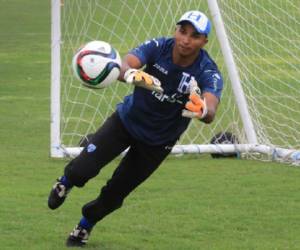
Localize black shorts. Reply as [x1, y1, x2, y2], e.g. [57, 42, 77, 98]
[64, 111, 174, 188]
[64, 111, 175, 222]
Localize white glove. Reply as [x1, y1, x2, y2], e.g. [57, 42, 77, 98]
[182, 79, 208, 119]
[124, 69, 163, 93]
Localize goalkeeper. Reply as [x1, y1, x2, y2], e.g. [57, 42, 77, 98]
[48, 10, 223, 247]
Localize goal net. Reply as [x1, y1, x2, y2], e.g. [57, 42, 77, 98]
[51, 0, 300, 164]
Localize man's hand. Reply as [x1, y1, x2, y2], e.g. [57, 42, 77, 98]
[182, 79, 208, 119]
[124, 69, 163, 93]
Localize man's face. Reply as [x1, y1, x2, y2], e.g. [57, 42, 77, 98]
[174, 22, 208, 57]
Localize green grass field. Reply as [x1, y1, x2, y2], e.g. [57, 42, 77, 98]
[1, 1, 300, 249]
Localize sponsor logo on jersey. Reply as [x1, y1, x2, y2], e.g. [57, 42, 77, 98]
[153, 63, 168, 75]
[152, 91, 184, 104]
[152, 72, 199, 104]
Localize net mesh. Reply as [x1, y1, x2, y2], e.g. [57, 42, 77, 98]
[59, 0, 299, 160]
[217, 0, 300, 150]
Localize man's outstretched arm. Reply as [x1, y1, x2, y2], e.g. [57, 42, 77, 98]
[118, 54, 163, 93]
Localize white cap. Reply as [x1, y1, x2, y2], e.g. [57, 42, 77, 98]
[177, 10, 211, 35]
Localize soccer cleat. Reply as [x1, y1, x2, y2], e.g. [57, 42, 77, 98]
[48, 176, 72, 210]
[66, 225, 90, 247]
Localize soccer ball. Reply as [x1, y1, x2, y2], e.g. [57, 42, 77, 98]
[72, 40, 122, 89]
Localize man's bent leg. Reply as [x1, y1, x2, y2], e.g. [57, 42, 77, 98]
[64, 112, 131, 187]
[81, 140, 174, 223]
[48, 112, 131, 209]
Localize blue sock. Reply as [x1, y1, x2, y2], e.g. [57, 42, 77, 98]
[79, 217, 95, 230]
[60, 175, 73, 189]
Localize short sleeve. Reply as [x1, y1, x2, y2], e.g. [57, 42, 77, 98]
[199, 67, 223, 99]
[128, 38, 164, 66]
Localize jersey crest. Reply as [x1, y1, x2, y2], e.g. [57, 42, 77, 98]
[177, 73, 195, 94]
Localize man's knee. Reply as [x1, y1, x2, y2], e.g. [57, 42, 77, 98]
[64, 155, 102, 187]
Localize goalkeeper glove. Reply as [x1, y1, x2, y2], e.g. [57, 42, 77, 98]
[182, 79, 208, 119]
[124, 69, 163, 93]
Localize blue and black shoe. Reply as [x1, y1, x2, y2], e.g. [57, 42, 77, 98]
[48, 176, 72, 210]
[66, 225, 91, 247]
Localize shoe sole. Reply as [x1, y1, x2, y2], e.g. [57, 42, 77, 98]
[66, 236, 87, 247]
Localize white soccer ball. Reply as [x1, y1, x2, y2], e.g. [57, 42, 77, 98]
[72, 40, 122, 89]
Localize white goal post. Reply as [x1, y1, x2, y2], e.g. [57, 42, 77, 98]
[51, 0, 300, 165]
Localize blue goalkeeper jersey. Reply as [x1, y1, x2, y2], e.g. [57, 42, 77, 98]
[117, 37, 223, 145]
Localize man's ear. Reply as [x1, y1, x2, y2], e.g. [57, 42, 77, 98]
[201, 37, 208, 47]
